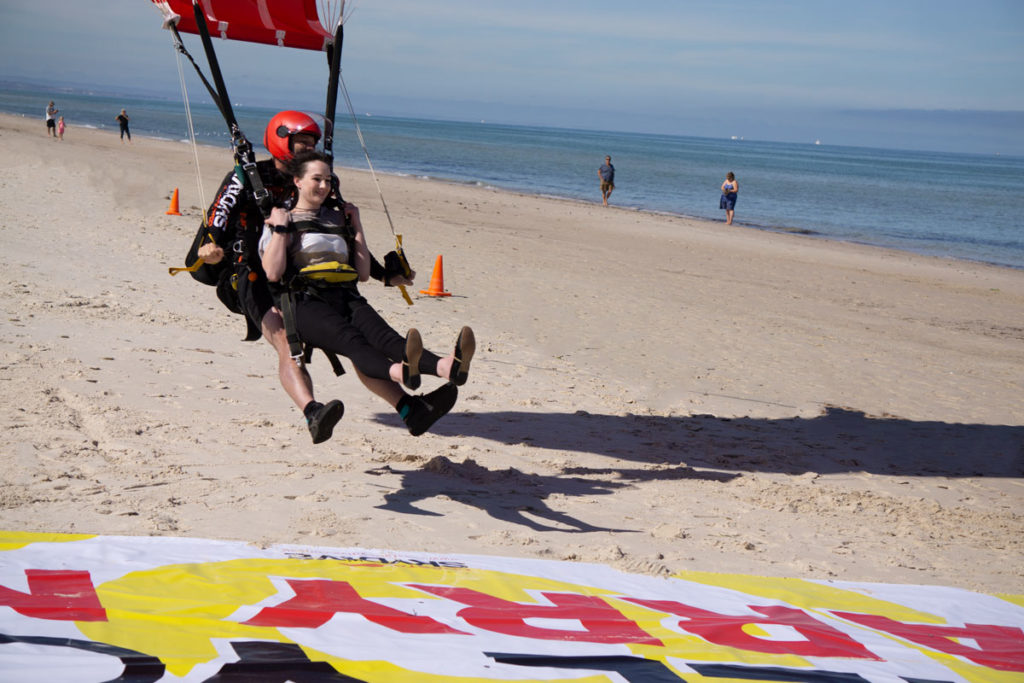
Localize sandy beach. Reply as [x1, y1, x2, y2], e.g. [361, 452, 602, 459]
[1, 113, 1022, 594]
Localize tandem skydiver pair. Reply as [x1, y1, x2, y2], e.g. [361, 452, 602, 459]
[190, 111, 475, 442]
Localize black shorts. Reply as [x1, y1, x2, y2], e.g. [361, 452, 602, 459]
[46, 119, 56, 129]
[293, 288, 440, 380]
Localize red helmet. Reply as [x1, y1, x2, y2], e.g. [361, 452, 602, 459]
[263, 110, 322, 162]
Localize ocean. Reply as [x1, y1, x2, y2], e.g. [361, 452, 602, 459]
[6, 84, 1023, 270]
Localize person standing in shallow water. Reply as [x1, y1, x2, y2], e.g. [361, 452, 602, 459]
[598, 155, 615, 206]
[116, 109, 131, 143]
[720, 171, 738, 225]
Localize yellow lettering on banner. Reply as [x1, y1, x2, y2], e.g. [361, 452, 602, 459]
[79, 558, 689, 678]
[1, 532, 1015, 681]
[998, 594, 1024, 609]
[675, 570, 1024, 680]
[0, 531, 95, 552]
[674, 570, 945, 623]
[74, 557, 841, 678]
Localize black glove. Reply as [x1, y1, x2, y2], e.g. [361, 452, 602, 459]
[383, 250, 410, 285]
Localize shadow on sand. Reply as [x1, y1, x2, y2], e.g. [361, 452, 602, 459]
[370, 406, 1023, 533]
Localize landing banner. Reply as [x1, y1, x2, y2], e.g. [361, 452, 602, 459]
[1, 531, 1021, 681]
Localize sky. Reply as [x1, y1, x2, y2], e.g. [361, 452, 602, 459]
[1, 0, 1023, 154]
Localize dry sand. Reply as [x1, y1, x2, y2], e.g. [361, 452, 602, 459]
[1, 113, 1022, 594]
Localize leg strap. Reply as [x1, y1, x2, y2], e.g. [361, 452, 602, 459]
[321, 349, 346, 376]
[278, 289, 305, 367]
[280, 288, 346, 376]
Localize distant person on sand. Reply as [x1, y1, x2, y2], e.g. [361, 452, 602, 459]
[598, 155, 615, 206]
[45, 101, 58, 138]
[57, 116, 65, 141]
[260, 150, 474, 436]
[116, 109, 131, 143]
[720, 171, 738, 225]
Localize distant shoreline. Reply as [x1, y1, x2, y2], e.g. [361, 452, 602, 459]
[8, 108, 1020, 273]
[3, 108, 1022, 595]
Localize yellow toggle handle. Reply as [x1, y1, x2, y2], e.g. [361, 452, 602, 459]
[397, 284, 413, 305]
[395, 234, 413, 306]
[168, 259, 205, 276]
[168, 231, 215, 276]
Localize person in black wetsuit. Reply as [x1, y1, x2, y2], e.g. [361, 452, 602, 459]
[116, 109, 131, 143]
[260, 150, 475, 436]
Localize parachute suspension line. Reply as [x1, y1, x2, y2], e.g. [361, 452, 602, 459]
[318, 1, 349, 32]
[339, 71, 411, 305]
[171, 31, 208, 222]
[339, 73, 397, 238]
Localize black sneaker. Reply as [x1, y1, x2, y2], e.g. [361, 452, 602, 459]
[450, 326, 475, 386]
[307, 399, 345, 444]
[402, 328, 422, 390]
[403, 383, 458, 436]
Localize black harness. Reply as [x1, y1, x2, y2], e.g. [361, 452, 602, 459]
[274, 200, 357, 375]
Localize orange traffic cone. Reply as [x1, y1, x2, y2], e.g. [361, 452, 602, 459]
[419, 255, 452, 297]
[165, 188, 181, 215]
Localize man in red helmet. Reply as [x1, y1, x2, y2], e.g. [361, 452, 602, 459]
[194, 111, 421, 443]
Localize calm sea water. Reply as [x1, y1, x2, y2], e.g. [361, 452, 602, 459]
[5, 85, 1023, 269]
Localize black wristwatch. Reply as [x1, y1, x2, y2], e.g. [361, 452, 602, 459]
[271, 223, 295, 234]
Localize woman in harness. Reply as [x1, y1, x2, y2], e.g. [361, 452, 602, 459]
[195, 111, 350, 443]
[260, 150, 475, 436]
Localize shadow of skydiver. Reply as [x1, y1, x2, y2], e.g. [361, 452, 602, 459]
[373, 405, 1024, 478]
[371, 455, 630, 533]
[369, 455, 737, 534]
[370, 455, 735, 533]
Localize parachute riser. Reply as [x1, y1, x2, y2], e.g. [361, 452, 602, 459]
[192, 0, 237, 133]
[323, 20, 344, 160]
[186, 2, 271, 219]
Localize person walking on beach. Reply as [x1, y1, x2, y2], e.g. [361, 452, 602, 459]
[720, 171, 738, 225]
[57, 116, 65, 141]
[598, 155, 615, 206]
[116, 109, 131, 143]
[45, 101, 58, 138]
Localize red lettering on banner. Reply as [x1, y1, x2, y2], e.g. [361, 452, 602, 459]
[0, 569, 106, 622]
[625, 599, 879, 660]
[243, 579, 467, 634]
[834, 612, 1024, 672]
[409, 585, 663, 646]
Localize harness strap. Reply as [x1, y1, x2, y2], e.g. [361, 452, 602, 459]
[277, 287, 346, 376]
[236, 156, 272, 219]
[320, 348, 346, 376]
[278, 288, 305, 366]
[243, 312, 262, 342]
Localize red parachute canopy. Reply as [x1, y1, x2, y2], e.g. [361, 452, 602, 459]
[152, 0, 335, 51]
